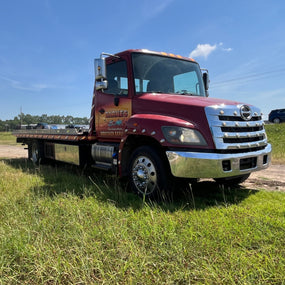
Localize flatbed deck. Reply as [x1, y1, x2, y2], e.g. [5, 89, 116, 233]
[13, 128, 93, 142]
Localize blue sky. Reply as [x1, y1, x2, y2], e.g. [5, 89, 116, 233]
[0, 0, 285, 120]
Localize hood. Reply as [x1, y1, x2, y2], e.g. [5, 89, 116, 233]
[132, 93, 247, 149]
[135, 93, 242, 107]
[133, 93, 244, 122]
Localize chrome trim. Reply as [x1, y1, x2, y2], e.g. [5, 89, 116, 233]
[240, 105, 252, 120]
[205, 104, 266, 150]
[166, 144, 271, 179]
[92, 143, 115, 165]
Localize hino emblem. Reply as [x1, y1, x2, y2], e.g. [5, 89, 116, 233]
[240, 105, 252, 121]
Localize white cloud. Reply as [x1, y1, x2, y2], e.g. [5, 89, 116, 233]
[189, 43, 232, 59]
[189, 44, 217, 59]
[218, 42, 232, 52]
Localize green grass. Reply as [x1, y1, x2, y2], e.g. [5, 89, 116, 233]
[0, 132, 18, 145]
[265, 123, 285, 163]
[0, 159, 284, 284]
[0, 125, 284, 283]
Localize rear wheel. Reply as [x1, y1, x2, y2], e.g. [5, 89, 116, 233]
[214, 173, 250, 187]
[128, 146, 171, 199]
[28, 141, 44, 165]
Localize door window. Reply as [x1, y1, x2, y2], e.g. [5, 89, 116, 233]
[105, 60, 128, 95]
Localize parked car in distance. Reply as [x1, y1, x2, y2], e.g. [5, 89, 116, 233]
[65, 124, 89, 131]
[268, 109, 285, 123]
[35, 123, 50, 129]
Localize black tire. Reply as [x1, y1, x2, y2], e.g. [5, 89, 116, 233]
[273, 117, 281, 124]
[214, 173, 250, 187]
[28, 140, 44, 165]
[128, 146, 171, 199]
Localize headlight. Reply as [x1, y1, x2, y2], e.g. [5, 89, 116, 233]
[162, 126, 207, 146]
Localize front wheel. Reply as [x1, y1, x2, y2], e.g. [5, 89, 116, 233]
[273, 117, 281, 124]
[128, 146, 170, 199]
[214, 173, 250, 187]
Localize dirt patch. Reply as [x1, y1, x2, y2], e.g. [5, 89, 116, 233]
[0, 144, 284, 192]
[242, 164, 285, 192]
[0, 144, 28, 159]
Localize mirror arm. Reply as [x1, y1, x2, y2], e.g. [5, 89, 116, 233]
[101, 52, 120, 59]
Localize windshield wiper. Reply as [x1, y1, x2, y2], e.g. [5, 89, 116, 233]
[176, 90, 194, 96]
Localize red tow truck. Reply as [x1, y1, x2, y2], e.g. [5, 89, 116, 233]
[14, 49, 271, 197]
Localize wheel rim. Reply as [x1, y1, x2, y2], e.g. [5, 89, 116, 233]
[31, 143, 39, 163]
[132, 155, 157, 195]
[273, 118, 280, 123]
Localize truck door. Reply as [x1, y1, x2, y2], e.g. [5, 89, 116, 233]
[95, 59, 132, 139]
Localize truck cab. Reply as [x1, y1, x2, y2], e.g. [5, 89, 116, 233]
[91, 49, 271, 197]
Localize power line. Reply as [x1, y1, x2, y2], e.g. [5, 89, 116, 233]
[211, 67, 285, 88]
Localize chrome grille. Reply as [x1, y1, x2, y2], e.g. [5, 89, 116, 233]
[205, 104, 268, 150]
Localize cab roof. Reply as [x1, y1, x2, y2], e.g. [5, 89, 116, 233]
[112, 49, 197, 63]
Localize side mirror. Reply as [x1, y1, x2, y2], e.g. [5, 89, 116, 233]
[202, 72, 209, 91]
[95, 58, 108, 90]
[94, 58, 107, 80]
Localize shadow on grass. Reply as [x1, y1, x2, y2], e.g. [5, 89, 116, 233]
[4, 158, 258, 212]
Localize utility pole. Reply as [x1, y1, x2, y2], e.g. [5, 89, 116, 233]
[20, 106, 23, 128]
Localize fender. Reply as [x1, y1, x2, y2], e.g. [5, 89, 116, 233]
[125, 113, 195, 140]
[118, 114, 205, 176]
[120, 113, 216, 149]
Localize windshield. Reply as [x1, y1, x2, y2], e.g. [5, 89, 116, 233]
[132, 53, 206, 97]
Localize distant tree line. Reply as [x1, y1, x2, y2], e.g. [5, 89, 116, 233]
[0, 114, 89, 131]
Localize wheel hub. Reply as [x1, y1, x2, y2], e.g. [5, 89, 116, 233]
[132, 156, 157, 195]
[136, 168, 147, 180]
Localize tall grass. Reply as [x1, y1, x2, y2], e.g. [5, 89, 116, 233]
[0, 132, 17, 145]
[0, 159, 284, 284]
[265, 123, 285, 163]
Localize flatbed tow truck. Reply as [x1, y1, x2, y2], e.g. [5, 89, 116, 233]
[14, 49, 271, 197]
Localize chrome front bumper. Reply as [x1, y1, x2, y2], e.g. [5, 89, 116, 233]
[166, 144, 271, 179]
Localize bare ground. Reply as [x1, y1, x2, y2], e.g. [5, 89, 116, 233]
[242, 164, 285, 192]
[0, 144, 28, 159]
[0, 144, 284, 192]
